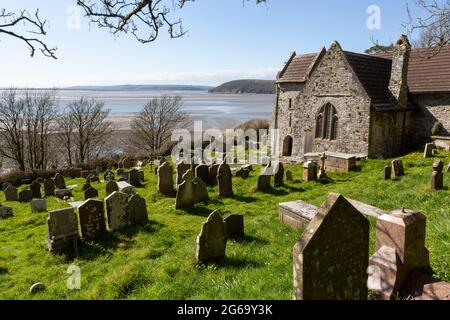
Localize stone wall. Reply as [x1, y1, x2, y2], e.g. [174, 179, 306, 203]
[411, 93, 450, 138]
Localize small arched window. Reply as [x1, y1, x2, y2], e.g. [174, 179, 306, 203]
[315, 103, 338, 140]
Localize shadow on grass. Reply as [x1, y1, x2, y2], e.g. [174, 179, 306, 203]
[259, 187, 289, 196]
[217, 256, 263, 269]
[317, 177, 334, 185]
[351, 165, 363, 172]
[284, 185, 305, 192]
[232, 194, 259, 203]
[182, 206, 213, 217]
[233, 234, 269, 245]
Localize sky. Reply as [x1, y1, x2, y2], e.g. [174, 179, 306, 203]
[0, 0, 424, 87]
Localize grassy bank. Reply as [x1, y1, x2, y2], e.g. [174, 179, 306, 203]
[0, 151, 449, 299]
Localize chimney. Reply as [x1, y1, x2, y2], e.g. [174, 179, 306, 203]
[389, 35, 411, 108]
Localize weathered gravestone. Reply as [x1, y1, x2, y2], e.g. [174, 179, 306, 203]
[117, 181, 134, 194]
[30, 181, 42, 199]
[126, 193, 148, 224]
[176, 162, 191, 185]
[224, 214, 244, 239]
[122, 157, 132, 169]
[157, 162, 175, 197]
[391, 159, 405, 177]
[46, 207, 79, 254]
[382, 166, 392, 180]
[423, 143, 434, 158]
[303, 161, 317, 182]
[104, 170, 115, 181]
[217, 162, 233, 198]
[0, 205, 13, 219]
[31, 199, 47, 213]
[193, 177, 209, 203]
[4, 185, 18, 201]
[44, 179, 55, 197]
[175, 170, 196, 209]
[84, 186, 99, 200]
[195, 164, 210, 184]
[77, 199, 106, 240]
[286, 170, 294, 181]
[106, 180, 119, 196]
[317, 153, 328, 180]
[19, 189, 33, 203]
[431, 160, 444, 190]
[293, 193, 369, 300]
[54, 173, 66, 189]
[105, 191, 129, 231]
[273, 162, 284, 187]
[208, 164, 220, 185]
[196, 210, 228, 264]
[128, 168, 142, 187]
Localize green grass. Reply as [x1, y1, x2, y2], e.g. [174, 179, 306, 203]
[0, 151, 449, 300]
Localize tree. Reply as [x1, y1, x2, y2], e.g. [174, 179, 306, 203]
[364, 40, 395, 54]
[0, 8, 57, 58]
[58, 98, 114, 165]
[129, 95, 191, 157]
[406, 0, 450, 50]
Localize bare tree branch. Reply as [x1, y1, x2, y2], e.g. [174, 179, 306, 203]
[0, 8, 57, 59]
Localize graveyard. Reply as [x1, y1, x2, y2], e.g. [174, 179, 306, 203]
[0, 151, 449, 300]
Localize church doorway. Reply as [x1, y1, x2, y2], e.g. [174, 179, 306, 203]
[282, 136, 293, 157]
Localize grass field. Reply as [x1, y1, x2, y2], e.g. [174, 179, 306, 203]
[0, 151, 449, 300]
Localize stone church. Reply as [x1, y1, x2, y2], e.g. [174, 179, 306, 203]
[272, 35, 450, 159]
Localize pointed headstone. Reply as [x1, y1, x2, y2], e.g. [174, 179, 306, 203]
[193, 177, 209, 203]
[217, 162, 233, 198]
[84, 186, 99, 200]
[196, 210, 228, 264]
[175, 170, 196, 209]
[273, 162, 284, 187]
[176, 162, 191, 185]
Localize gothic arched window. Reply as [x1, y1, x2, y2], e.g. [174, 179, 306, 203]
[315, 103, 338, 140]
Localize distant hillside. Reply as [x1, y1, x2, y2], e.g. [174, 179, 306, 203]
[209, 80, 275, 94]
[64, 84, 213, 91]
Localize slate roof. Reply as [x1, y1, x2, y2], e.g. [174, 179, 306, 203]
[277, 52, 322, 83]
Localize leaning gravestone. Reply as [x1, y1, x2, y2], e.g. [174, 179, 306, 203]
[4, 185, 18, 201]
[193, 177, 209, 203]
[196, 210, 228, 264]
[19, 189, 33, 203]
[273, 162, 284, 187]
[84, 186, 99, 200]
[176, 162, 191, 185]
[423, 143, 433, 158]
[54, 173, 66, 189]
[46, 207, 79, 254]
[0, 205, 13, 219]
[175, 170, 196, 209]
[195, 164, 210, 184]
[31, 199, 47, 213]
[391, 159, 405, 177]
[157, 162, 175, 197]
[293, 193, 369, 300]
[382, 166, 392, 180]
[286, 170, 293, 181]
[431, 160, 444, 190]
[44, 179, 55, 197]
[217, 162, 233, 198]
[224, 214, 244, 239]
[30, 181, 42, 199]
[106, 180, 119, 196]
[126, 193, 148, 225]
[77, 199, 106, 240]
[105, 191, 129, 231]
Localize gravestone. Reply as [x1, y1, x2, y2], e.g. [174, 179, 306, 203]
[293, 193, 369, 300]
[117, 181, 134, 194]
[286, 170, 293, 181]
[224, 214, 244, 239]
[235, 167, 250, 178]
[157, 162, 175, 197]
[217, 162, 233, 198]
[54, 173, 66, 189]
[303, 161, 317, 182]
[78, 199, 106, 240]
[273, 162, 284, 187]
[82, 182, 91, 191]
[122, 157, 132, 169]
[105, 191, 129, 231]
[126, 193, 148, 224]
[431, 160, 444, 190]
[4, 185, 18, 201]
[176, 162, 191, 185]
[391, 159, 405, 177]
[209, 164, 220, 185]
[116, 168, 124, 176]
[196, 210, 228, 264]
[54, 188, 72, 199]
[195, 164, 210, 184]
[86, 174, 99, 183]
[423, 143, 433, 158]
[257, 174, 271, 191]
[104, 170, 115, 181]
[317, 153, 327, 180]
[46, 207, 79, 254]
[30, 181, 42, 199]
[382, 166, 392, 180]
[31, 199, 47, 213]
[0, 205, 13, 219]
[44, 179, 55, 197]
[175, 170, 196, 209]
[84, 186, 99, 200]
[106, 180, 119, 196]
[19, 189, 33, 203]
[193, 177, 209, 203]
[128, 168, 141, 187]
